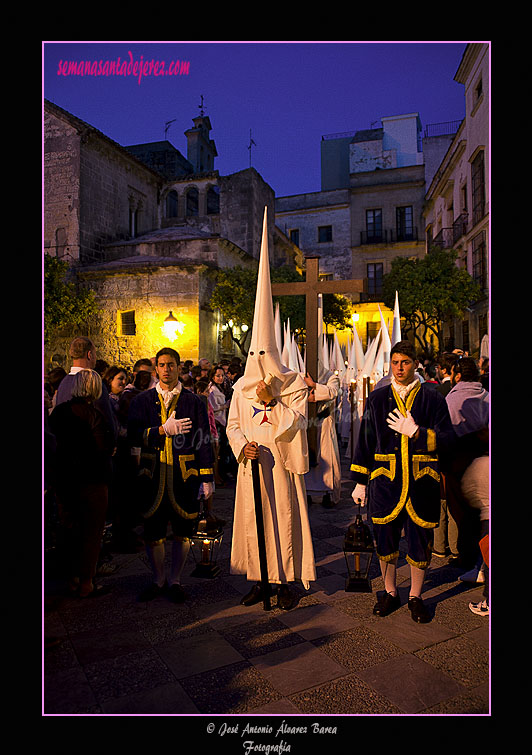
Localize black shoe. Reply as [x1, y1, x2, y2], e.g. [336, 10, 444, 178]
[168, 583, 186, 603]
[321, 493, 334, 508]
[240, 583, 264, 606]
[408, 596, 431, 623]
[138, 582, 166, 602]
[373, 591, 401, 617]
[240, 583, 276, 606]
[277, 585, 296, 610]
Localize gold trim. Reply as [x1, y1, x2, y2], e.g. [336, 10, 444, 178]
[370, 453, 396, 481]
[199, 467, 214, 475]
[179, 454, 198, 481]
[406, 554, 430, 569]
[412, 455, 440, 483]
[376, 550, 399, 563]
[405, 498, 438, 528]
[427, 428, 436, 452]
[351, 463, 369, 475]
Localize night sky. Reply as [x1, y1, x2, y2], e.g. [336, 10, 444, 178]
[42, 41, 469, 198]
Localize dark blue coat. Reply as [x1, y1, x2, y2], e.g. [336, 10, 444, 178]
[351, 381, 456, 528]
[127, 386, 214, 520]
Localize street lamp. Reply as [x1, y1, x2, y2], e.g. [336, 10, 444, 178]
[162, 311, 185, 342]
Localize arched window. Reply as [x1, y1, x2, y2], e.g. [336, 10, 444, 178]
[186, 187, 199, 216]
[166, 190, 178, 218]
[206, 185, 220, 214]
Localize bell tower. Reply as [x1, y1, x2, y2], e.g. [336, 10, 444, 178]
[184, 96, 218, 174]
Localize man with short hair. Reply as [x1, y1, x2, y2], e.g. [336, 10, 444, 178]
[350, 340, 456, 623]
[54, 337, 117, 439]
[127, 347, 214, 603]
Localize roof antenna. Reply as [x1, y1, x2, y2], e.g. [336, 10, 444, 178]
[248, 129, 257, 167]
[164, 119, 176, 139]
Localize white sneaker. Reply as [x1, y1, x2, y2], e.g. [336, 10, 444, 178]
[459, 566, 485, 584]
[469, 599, 489, 616]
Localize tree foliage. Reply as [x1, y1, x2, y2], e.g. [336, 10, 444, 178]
[209, 265, 353, 356]
[43, 254, 100, 346]
[382, 248, 482, 354]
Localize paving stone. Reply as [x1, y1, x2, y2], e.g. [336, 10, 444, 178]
[250, 642, 348, 695]
[356, 653, 465, 714]
[179, 660, 282, 714]
[288, 673, 402, 714]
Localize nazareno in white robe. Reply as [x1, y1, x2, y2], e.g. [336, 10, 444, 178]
[304, 371, 342, 504]
[226, 378, 316, 589]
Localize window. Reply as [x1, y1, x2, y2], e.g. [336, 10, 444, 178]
[318, 225, 332, 243]
[367, 263, 383, 296]
[471, 151, 485, 225]
[367, 320, 380, 344]
[472, 231, 487, 290]
[396, 206, 414, 241]
[366, 209, 382, 242]
[166, 190, 178, 218]
[129, 207, 138, 237]
[206, 186, 220, 214]
[289, 228, 300, 246]
[186, 187, 199, 216]
[119, 310, 136, 336]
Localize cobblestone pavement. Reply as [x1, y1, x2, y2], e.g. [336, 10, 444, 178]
[43, 454, 490, 721]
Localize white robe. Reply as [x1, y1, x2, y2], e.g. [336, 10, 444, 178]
[304, 373, 342, 503]
[226, 382, 316, 588]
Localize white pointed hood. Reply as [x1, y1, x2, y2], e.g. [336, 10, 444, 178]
[391, 291, 402, 346]
[237, 208, 306, 400]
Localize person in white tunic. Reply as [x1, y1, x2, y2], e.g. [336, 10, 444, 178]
[304, 366, 342, 507]
[226, 208, 316, 609]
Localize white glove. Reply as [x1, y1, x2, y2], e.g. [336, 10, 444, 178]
[198, 482, 214, 499]
[352, 484, 367, 506]
[162, 412, 192, 436]
[386, 408, 419, 438]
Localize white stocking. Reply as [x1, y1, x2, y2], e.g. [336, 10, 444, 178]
[409, 565, 426, 599]
[170, 538, 190, 586]
[146, 542, 166, 587]
[380, 558, 398, 596]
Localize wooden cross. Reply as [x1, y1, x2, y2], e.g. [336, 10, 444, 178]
[271, 255, 366, 464]
[271, 255, 366, 383]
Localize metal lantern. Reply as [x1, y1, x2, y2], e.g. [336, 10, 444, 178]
[343, 508, 375, 592]
[190, 515, 224, 579]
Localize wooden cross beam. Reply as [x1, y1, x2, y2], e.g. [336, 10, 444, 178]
[271, 255, 366, 466]
[271, 255, 366, 383]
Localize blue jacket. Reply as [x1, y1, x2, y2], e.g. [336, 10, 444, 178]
[127, 386, 214, 519]
[351, 381, 456, 528]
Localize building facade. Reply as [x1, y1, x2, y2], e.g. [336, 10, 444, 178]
[276, 112, 456, 350]
[44, 101, 299, 370]
[423, 43, 489, 355]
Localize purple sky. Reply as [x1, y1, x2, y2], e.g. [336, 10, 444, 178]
[43, 41, 469, 198]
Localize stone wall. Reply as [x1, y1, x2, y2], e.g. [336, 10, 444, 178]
[44, 110, 81, 263]
[79, 133, 161, 264]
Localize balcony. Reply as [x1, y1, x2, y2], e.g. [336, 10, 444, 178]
[431, 228, 454, 250]
[453, 213, 468, 244]
[360, 228, 418, 245]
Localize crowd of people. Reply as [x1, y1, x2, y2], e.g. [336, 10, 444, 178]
[43, 336, 489, 619]
[43, 339, 244, 599]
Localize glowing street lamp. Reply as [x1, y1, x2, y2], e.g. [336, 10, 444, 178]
[162, 311, 185, 342]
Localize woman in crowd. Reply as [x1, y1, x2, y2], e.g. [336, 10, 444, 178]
[49, 369, 115, 598]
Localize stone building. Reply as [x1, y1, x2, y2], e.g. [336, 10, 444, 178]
[423, 43, 490, 355]
[276, 112, 456, 349]
[44, 100, 300, 370]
